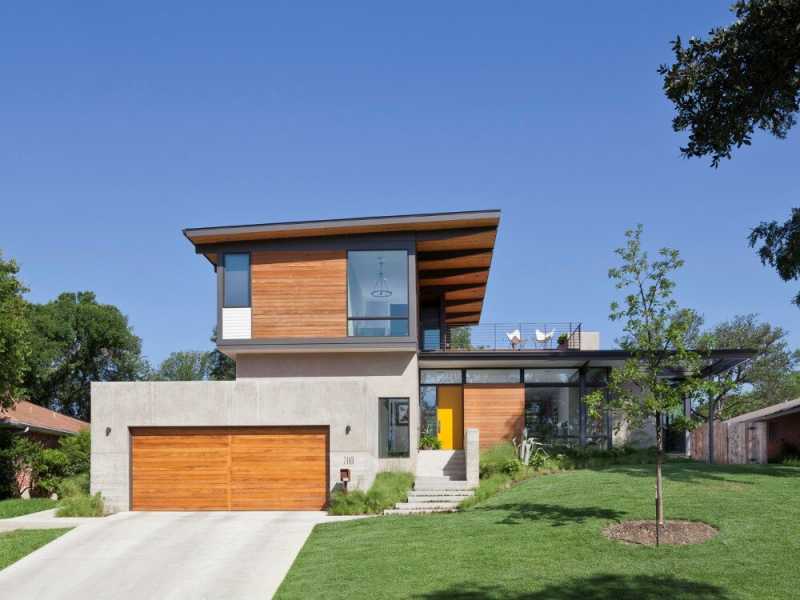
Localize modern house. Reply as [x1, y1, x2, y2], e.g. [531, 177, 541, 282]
[1, 400, 89, 498]
[91, 210, 751, 512]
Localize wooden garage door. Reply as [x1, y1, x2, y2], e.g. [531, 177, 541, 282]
[130, 426, 328, 511]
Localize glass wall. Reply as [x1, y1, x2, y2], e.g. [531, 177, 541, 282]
[524, 387, 581, 443]
[419, 386, 438, 438]
[347, 251, 408, 337]
[379, 397, 410, 457]
[465, 369, 520, 384]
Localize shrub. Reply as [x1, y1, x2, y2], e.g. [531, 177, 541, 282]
[419, 434, 441, 450]
[782, 456, 800, 467]
[58, 473, 90, 498]
[59, 430, 90, 477]
[329, 471, 414, 515]
[479, 443, 519, 478]
[56, 492, 104, 517]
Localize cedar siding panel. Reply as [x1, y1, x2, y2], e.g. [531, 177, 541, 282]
[251, 250, 347, 338]
[463, 385, 525, 450]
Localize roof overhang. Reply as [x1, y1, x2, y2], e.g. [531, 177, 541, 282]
[419, 349, 756, 374]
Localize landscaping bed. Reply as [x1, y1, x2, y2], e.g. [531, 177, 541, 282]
[276, 462, 800, 599]
[604, 520, 718, 546]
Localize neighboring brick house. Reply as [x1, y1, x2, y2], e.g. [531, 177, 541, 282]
[0, 400, 89, 498]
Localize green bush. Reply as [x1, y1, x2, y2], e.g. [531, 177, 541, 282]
[419, 434, 442, 450]
[58, 473, 89, 498]
[329, 471, 414, 515]
[58, 430, 90, 477]
[479, 443, 519, 478]
[56, 492, 104, 517]
[782, 456, 800, 467]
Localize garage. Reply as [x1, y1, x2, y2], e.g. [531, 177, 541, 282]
[130, 426, 329, 511]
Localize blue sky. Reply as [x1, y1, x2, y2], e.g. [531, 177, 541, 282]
[1, 2, 797, 365]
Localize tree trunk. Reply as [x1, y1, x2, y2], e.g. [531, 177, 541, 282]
[655, 411, 665, 546]
[708, 400, 716, 464]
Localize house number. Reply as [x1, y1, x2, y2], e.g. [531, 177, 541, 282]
[344, 456, 355, 465]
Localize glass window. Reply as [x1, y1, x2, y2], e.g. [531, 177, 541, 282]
[465, 369, 521, 384]
[420, 386, 438, 438]
[379, 398, 410, 457]
[223, 254, 250, 308]
[524, 387, 580, 444]
[524, 369, 579, 385]
[347, 251, 408, 337]
[586, 368, 609, 387]
[420, 370, 462, 385]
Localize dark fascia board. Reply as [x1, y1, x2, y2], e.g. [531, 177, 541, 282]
[183, 209, 501, 244]
[0, 422, 78, 436]
[419, 349, 756, 372]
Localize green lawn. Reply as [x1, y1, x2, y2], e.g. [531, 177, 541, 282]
[276, 463, 800, 600]
[0, 498, 58, 519]
[0, 529, 72, 570]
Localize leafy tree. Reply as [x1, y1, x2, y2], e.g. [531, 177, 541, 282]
[208, 328, 235, 381]
[0, 251, 31, 409]
[24, 292, 148, 421]
[448, 327, 473, 350]
[691, 315, 799, 462]
[58, 429, 90, 477]
[152, 351, 212, 381]
[659, 0, 800, 167]
[585, 225, 705, 542]
[749, 208, 800, 307]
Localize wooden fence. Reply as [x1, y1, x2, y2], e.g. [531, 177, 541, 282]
[690, 420, 767, 465]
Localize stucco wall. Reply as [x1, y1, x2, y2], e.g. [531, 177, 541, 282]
[91, 352, 419, 513]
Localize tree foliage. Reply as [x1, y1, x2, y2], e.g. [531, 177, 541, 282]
[659, 0, 800, 167]
[749, 207, 800, 307]
[152, 351, 212, 381]
[0, 251, 31, 409]
[586, 225, 705, 532]
[24, 291, 148, 421]
[693, 315, 799, 423]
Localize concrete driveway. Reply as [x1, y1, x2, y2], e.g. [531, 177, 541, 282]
[0, 510, 359, 599]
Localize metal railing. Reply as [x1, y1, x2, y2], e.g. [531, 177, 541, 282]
[431, 322, 582, 352]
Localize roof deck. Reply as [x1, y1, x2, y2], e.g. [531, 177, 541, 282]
[421, 322, 585, 352]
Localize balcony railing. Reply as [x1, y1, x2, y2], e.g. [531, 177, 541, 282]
[425, 322, 582, 352]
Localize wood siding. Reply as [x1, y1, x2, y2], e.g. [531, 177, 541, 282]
[251, 250, 347, 338]
[463, 385, 525, 450]
[131, 426, 328, 511]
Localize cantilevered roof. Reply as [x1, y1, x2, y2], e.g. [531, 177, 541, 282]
[184, 210, 501, 326]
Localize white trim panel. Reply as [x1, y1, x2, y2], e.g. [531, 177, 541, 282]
[222, 307, 251, 340]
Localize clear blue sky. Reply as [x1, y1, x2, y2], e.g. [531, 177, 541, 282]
[2, 2, 797, 365]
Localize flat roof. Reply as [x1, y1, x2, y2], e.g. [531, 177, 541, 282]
[183, 209, 501, 245]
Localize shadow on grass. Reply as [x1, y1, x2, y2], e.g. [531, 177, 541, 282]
[413, 574, 731, 600]
[474, 502, 625, 526]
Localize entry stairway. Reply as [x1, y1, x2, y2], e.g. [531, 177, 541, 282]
[384, 450, 476, 515]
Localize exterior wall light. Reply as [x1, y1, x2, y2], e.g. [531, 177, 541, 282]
[105, 427, 111, 436]
[345, 425, 351, 435]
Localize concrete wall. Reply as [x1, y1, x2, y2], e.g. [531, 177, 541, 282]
[91, 352, 419, 513]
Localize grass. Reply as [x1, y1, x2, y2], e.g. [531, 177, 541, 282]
[0, 498, 58, 519]
[0, 528, 72, 570]
[329, 471, 414, 515]
[276, 462, 800, 599]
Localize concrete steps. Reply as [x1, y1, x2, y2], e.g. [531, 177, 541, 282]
[416, 450, 466, 480]
[384, 476, 476, 515]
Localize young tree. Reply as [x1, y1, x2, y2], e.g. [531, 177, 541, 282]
[586, 226, 705, 542]
[692, 315, 799, 462]
[749, 208, 800, 308]
[0, 251, 31, 409]
[24, 292, 148, 421]
[659, 0, 800, 167]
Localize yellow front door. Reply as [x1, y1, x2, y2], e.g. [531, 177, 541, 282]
[437, 386, 463, 450]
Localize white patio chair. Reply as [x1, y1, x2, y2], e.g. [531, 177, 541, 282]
[535, 329, 554, 348]
[506, 329, 522, 350]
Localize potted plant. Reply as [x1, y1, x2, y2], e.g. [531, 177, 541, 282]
[419, 434, 442, 450]
[557, 333, 570, 350]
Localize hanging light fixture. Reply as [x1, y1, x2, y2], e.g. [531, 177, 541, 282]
[371, 255, 392, 298]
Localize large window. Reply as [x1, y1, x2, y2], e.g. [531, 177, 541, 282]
[347, 251, 409, 337]
[379, 397, 410, 457]
[223, 253, 250, 308]
[465, 369, 521, 384]
[525, 387, 581, 443]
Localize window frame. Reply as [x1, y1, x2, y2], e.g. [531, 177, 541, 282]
[222, 252, 252, 309]
[346, 249, 410, 337]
